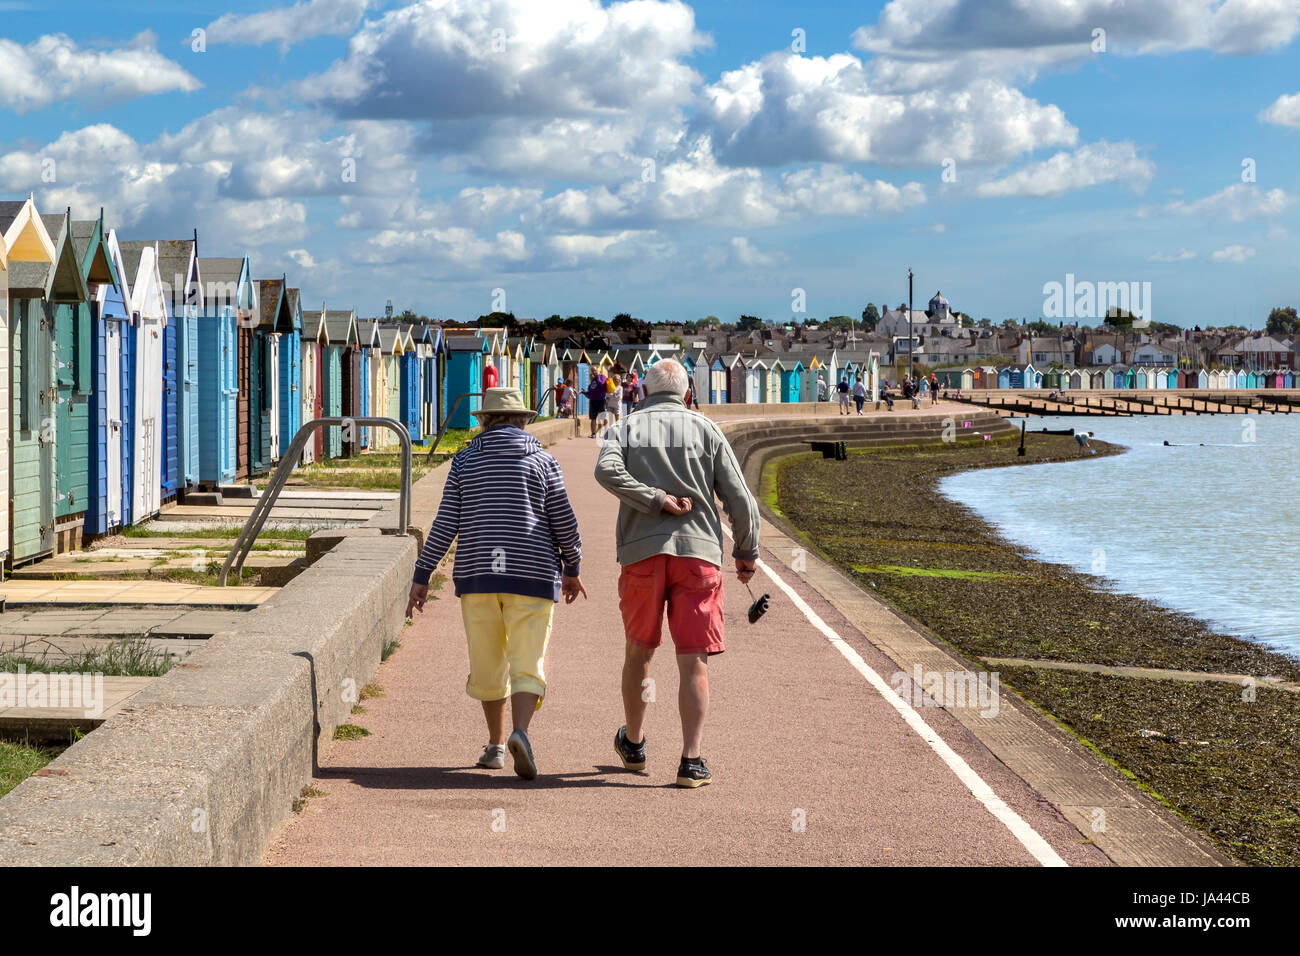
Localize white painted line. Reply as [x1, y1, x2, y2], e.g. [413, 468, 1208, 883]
[725, 527, 1067, 867]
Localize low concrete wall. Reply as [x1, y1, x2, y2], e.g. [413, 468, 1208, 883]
[527, 417, 579, 445]
[701, 400, 841, 417]
[715, 411, 1013, 488]
[0, 529, 415, 865]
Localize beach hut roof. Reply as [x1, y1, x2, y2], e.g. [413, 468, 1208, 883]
[69, 218, 119, 290]
[354, 317, 379, 347]
[196, 256, 250, 310]
[323, 308, 357, 345]
[151, 239, 197, 304]
[446, 335, 485, 352]
[7, 260, 50, 295]
[283, 288, 303, 330]
[254, 278, 288, 331]
[0, 196, 56, 263]
[376, 323, 406, 353]
[39, 210, 88, 302]
[116, 240, 154, 294]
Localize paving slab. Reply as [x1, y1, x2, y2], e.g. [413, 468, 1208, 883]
[0, 580, 277, 608]
[0, 675, 155, 737]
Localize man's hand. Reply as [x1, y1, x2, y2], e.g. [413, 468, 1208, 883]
[406, 583, 429, 619]
[735, 558, 757, 584]
[662, 494, 693, 516]
[561, 575, 588, 604]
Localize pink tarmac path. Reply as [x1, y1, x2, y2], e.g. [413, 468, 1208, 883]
[265, 431, 1107, 867]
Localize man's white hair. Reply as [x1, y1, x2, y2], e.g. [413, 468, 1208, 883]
[645, 358, 689, 396]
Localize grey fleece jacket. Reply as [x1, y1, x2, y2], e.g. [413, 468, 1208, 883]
[594, 391, 760, 568]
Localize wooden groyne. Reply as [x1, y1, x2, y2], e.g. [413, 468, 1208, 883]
[950, 389, 1300, 417]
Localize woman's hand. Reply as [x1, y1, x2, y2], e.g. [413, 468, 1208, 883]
[561, 575, 588, 604]
[406, 583, 429, 619]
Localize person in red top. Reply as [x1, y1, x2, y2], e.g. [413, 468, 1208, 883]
[483, 363, 499, 389]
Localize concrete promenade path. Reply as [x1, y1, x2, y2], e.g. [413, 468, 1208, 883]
[265, 427, 1108, 867]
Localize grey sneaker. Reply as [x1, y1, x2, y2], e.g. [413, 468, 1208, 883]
[507, 729, 537, 780]
[477, 744, 506, 769]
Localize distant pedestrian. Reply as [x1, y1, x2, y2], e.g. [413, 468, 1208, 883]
[817, 378, 827, 402]
[879, 384, 894, 411]
[622, 372, 642, 417]
[852, 377, 867, 415]
[555, 379, 571, 419]
[1075, 430, 1096, 455]
[595, 359, 759, 789]
[483, 363, 499, 389]
[585, 365, 608, 437]
[407, 388, 587, 780]
[837, 376, 851, 415]
[607, 373, 623, 422]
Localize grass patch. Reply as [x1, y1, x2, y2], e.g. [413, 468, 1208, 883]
[121, 525, 317, 541]
[0, 637, 178, 677]
[0, 738, 59, 798]
[360, 682, 385, 700]
[333, 724, 371, 741]
[851, 564, 1012, 580]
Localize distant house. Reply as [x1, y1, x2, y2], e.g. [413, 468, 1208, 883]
[1132, 340, 1177, 365]
[1091, 341, 1122, 366]
[1238, 335, 1293, 369]
[1017, 335, 1076, 368]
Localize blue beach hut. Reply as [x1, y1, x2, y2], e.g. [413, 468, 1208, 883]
[400, 325, 422, 443]
[278, 287, 304, 455]
[153, 238, 201, 497]
[195, 255, 241, 486]
[443, 332, 486, 428]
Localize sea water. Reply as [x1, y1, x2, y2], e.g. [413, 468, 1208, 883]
[938, 413, 1300, 657]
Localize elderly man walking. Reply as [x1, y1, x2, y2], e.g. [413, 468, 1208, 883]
[406, 388, 586, 780]
[594, 359, 760, 788]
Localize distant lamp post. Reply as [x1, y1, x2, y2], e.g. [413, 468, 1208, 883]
[907, 267, 914, 380]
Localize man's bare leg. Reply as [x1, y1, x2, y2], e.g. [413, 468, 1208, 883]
[676, 652, 709, 759]
[622, 641, 656, 743]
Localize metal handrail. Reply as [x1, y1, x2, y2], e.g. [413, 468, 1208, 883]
[424, 392, 482, 463]
[219, 416, 411, 586]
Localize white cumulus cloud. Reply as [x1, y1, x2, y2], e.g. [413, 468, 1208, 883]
[0, 32, 200, 113]
[975, 141, 1155, 199]
[204, 0, 375, 51]
[1211, 244, 1256, 262]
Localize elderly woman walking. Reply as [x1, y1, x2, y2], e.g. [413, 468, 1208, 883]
[406, 388, 586, 779]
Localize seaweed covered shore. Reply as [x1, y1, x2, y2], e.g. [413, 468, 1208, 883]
[771, 431, 1300, 866]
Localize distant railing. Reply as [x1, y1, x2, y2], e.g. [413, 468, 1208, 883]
[219, 416, 411, 586]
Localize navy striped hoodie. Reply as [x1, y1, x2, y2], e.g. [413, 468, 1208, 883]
[412, 426, 581, 601]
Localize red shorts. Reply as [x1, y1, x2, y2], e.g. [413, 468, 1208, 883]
[618, 555, 725, 655]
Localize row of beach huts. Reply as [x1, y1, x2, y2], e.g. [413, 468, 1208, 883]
[0, 196, 544, 571]
[932, 364, 1299, 391]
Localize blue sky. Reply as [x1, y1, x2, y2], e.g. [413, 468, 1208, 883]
[2, 0, 1298, 327]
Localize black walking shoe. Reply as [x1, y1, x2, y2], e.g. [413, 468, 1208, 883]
[675, 756, 711, 788]
[614, 725, 646, 771]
